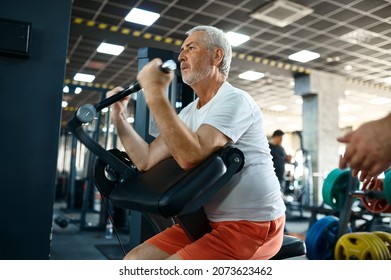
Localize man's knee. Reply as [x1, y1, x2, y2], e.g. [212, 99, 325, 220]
[123, 242, 170, 260]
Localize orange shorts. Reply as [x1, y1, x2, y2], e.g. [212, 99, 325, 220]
[146, 215, 285, 260]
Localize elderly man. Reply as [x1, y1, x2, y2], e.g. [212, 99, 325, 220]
[108, 25, 285, 260]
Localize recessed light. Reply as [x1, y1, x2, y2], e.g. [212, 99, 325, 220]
[97, 42, 125, 56]
[384, 77, 391, 84]
[270, 105, 288, 111]
[369, 97, 391, 105]
[62, 101, 68, 108]
[344, 64, 353, 71]
[74, 87, 82, 94]
[101, 108, 109, 113]
[225, 31, 250, 47]
[125, 8, 160, 26]
[238, 70, 264, 81]
[127, 116, 135, 123]
[63, 86, 69, 93]
[289, 50, 320, 63]
[73, 73, 95, 82]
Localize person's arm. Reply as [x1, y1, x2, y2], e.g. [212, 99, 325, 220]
[108, 87, 170, 171]
[338, 113, 391, 181]
[137, 59, 229, 170]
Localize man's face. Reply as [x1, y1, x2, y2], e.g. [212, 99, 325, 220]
[274, 135, 283, 145]
[178, 31, 214, 86]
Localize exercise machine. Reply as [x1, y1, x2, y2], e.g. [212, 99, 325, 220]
[67, 58, 306, 260]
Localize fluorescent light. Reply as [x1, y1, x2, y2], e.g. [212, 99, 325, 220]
[384, 77, 391, 84]
[97, 42, 124, 56]
[127, 116, 135, 123]
[62, 101, 68, 108]
[125, 8, 160, 26]
[238, 70, 264, 81]
[74, 87, 82, 94]
[74, 73, 95, 82]
[73, 73, 95, 83]
[225, 31, 250, 47]
[289, 50, 320, 63]
[369, 97, 391, 105]
[63, 86, 69, 93]
[270, 105, 287, 111]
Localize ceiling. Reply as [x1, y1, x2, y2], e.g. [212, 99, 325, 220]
[63, 0, 391, 135]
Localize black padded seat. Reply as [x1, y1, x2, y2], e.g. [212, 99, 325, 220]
[110, 155, 227, 218]
[271, 235, 306, 260]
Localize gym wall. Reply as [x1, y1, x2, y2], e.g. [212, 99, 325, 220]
[0, 0, 71, 259]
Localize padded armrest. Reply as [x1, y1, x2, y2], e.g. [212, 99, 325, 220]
[110, 155, 227, 217]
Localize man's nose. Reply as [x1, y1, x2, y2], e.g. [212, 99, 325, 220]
[178, 50, 186, 62]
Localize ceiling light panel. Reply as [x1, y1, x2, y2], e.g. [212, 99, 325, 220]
[225, 31, 250, 47]
[97, 42, 125, 56]
[289, 50, 320, 63]
[73, 73, 95, 82]
[238, 70, 264, 81]
[125, 8, 160, 26]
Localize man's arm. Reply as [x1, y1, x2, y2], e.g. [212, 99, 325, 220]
[108, 87, 170, 171]
[137, 59, 230, 170]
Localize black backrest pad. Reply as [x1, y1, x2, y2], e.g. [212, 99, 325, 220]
[110, 155, 227, 217]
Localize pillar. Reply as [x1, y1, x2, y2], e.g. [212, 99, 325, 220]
[295, 70, 346, 205]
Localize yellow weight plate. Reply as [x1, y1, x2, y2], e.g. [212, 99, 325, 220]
[372, 232, 391, 257]
[335, 232, 385, 260]
[364, 233, 389, 260]
[335, 233, 372, 260]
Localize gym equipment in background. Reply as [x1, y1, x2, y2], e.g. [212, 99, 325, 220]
[306, 168, 391, 260]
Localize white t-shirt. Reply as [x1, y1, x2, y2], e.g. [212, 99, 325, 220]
[178, 82, 286, 222]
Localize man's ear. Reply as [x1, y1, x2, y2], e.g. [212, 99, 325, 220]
[213, 48, 224, 67]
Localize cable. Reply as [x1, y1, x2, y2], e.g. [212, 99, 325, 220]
[101, 195, 127, 258]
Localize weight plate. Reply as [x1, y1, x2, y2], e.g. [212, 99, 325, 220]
[372, 232, 391, 257]
[365, 233, 388, 260]
[335, 233, 384, 260]
[383, 171, 391, 205]
[361, 179, 390, 213]
[322, 169, 350, 210]
[305, 216, 339, 260]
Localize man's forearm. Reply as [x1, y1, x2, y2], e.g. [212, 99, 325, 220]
[112, 112, 150, 170]
[147, 95, 203, 169]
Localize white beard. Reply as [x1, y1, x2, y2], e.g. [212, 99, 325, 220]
[182, 61, 213, 86]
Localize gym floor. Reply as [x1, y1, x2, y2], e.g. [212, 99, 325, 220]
[50, 203, 309, 260]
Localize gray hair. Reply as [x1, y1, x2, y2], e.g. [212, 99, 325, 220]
[186, 25, 232, 77]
